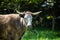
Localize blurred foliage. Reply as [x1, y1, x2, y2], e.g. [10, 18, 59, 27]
[46, 16, 53, 19]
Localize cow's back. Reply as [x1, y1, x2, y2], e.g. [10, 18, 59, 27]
[0, 14, 19, 24]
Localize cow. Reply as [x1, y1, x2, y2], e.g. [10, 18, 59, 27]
[0, 10, 42, 40]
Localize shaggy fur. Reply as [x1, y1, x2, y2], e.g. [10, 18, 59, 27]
[0, 14, 26, 40]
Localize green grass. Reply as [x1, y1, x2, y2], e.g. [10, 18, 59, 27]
[22, 28, 60, 40]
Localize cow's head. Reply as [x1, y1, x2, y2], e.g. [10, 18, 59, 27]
[16, 10, 42, 29]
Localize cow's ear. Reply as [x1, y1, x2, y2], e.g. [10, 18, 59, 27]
[19, 14, 25, 18]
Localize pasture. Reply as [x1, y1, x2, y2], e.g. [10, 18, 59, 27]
[22, 28, 60, 40]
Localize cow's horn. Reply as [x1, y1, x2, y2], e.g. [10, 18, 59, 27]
[32, 11, 42, 15]
[15, 9, 24, 14]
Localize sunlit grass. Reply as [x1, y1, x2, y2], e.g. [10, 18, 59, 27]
[22, 28, 60, 40]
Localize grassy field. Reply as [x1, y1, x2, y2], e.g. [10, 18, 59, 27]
[22, 28, 60, 40]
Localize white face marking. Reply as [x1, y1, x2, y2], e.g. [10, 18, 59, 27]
[24, 14, 32, 27]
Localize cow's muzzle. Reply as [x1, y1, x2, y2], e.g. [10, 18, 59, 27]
[26, 25, 32, 30]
